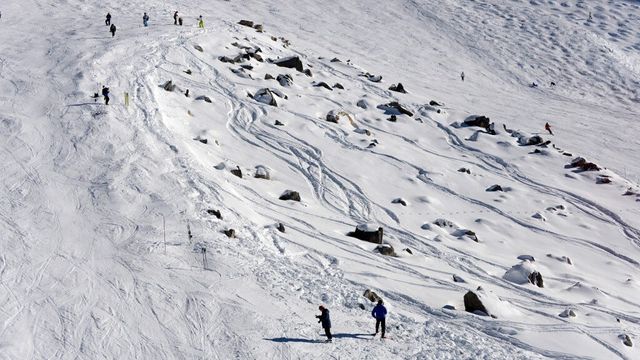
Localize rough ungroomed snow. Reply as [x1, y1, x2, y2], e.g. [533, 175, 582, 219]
[0, 0, 639, 359]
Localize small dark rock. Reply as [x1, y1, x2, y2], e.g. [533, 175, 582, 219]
[238, 20, 254, 27]
[231, 166, 243, 178]
[528, 271, 544, 288]
[443, 305, 456, 310]
[303, 69, 312, 77]
[377, 102, 414, 117]
[279, 190, 301, 202]
[621, 334, 633, 347]
[363, 289, 382, 303]
[464, 291, 489, 316]
[224, 229, 236, 238]
[333, 83, 344, 89]
[429, 100, 443, 106]
[194, 138, 208, 144]
[195, 95, 212, 103]
[330, 57, 341, 63]
[274, 120, 284, 126]
[162, 80, 176, 92]
[276, 74, 293, 87]
[272, 56, 304, 72]
[391, 198, 407, 206]
[264, 73, 275, 80]
[486, 184, 503, 192]
[387, 115, 397, 122]
[194, 45, 204, 52]
[458, 167, 471, 174]
[184, 69, 192, 75]
[277, 223, 285, 233]
[314, 82, 333, 90]
[453, 275, 466, 283]
[207, 209, 222, 219]
[388, 83, 407, 93]
[404, 248, 413, 255]
[375, 244, 396, 257]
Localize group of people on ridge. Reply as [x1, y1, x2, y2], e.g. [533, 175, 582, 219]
[316, 300, 387, 343]
[104, 10, 204, 39]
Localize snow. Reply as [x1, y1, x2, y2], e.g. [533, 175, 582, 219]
[1, 0, 640, 358]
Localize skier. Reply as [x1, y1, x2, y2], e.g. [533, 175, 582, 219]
[101, 86, 110, 105]
[460, 71, 465, 82]
[198, 15, 204, 28]
[371, 300, 387, 338]
[143, 12, 149, 27]
[316, 305, 332, 342]
[109, 23, 116, 37]
[545, 122, 553, 135]
[174, 11, 179, 25]
[105, 12, 111, 26]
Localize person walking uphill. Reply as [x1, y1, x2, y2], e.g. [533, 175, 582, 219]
[105, 12, 111, 26]
[198, 15, 204, 28]
[316, 305, 332, 342]
[372, 300, 387, 338]
[101, 86, 110, 105]
[109, 23, 116, 37]
[545, 122, 554, 135]
[173, 11, 179, 25]
[143, 12, 149, 27]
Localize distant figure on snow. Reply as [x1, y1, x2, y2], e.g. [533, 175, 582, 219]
[102, 86, 110, 105]
[143, 12, 150, 27]
[530, 82, 538, 88]
[545, 122, 553, 135]
[105, 12, 111, 26]
[109, 24, 116, 37]
[198, 15, 204, 28]
[178, 17, 183, 26]
[316, 305, 332, 342]
[588, 11, 592, 21]
[174, 11, 179, 25]
[460, 71, 465, 82]
[371, 300, 387, 338]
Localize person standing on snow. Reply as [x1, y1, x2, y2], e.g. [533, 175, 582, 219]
[143, 12, 150, 27]
[461, 71, 465, 82]
[101, 86, 110, 105]
[316, 305, 332, 342]
[371, 300, 387, 338]
[105, 13, 111, 26]
[545, 122, 553, 135]
[109, 23, 116, 37]
[197, 15, 204, 28]
[173, 11, 179, 25]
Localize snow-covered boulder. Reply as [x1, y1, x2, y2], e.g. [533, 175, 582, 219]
[363, 289, 382, 303]
[251, 88, 287, 107]
[503, 260, 544, 287]
[388, 83, 407, 93]
[279, 190, 301, 202]
[375, 244, 396, 257]
[463, 115, 491, 128]
[254, 165, 270, 180]
[276, 74, 293, 87]
[377, 101, 414, 116]
[272, 56, 303, 72]
[464, 287, 519, 318]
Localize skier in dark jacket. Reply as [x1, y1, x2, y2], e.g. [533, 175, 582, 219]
[316, 305, 332, 342]
[109, 24, 116, 37]
[173, 11, 179, 25]
[545, 122, 553, 135]
[143, 12, 149, 27]
[101, 86, 110, 105]
[105, 13, 111, 26]
[371, 300, 387, 338]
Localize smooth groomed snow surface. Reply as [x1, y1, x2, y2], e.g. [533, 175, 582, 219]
[1, 0, 639, 359]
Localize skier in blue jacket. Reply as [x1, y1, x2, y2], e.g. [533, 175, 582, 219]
[316, 305, 332, 342]
[371, 299, 387, 338]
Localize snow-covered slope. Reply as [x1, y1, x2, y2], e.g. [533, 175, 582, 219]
[1, 0, 639, 359]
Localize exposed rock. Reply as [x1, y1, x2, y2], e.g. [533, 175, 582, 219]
[517, 255, 535, 262]
[218, 56, 235, 63]
[184, 69, 192, 75]
[375, 244, 396, 257]
[223, 229, 236, 238]
[230, 166, 243, 178]
[276, 223, 285, 233]
[559, 309, 576, 318]
[621, 334, 633, 347]
[528, 271, 544, 288]
[272, 56, 304, 72]
[429, 100, 443, 106]
[194, 45, 204, 52]
[264, 73, 275, 80]
[348, 224, 383, 244]
[274, 120, 284, 126]
[565, 157, 600, 172]
[486, 184, 503, 192]
[333, 83, 344, 89]
[391, 198, 407, 206]
[254, 24, 264, 32]
[238, 19, 254, 27]
[251, 88, 287, 107]
[363, 289, 382, 303]
[596, 175, 612, 184]
[463, 115, 491, 128]
[314, 82, 333, 90]
[404, 248, 413, 255]
[434, 218, 458, 229]
[377, 102, 414, 116]
[276, 74, 293, 87]
[356, 99, 369, 109]
[463, 291, 489, 316]
[254, 165, 270, 180]
[162, 80, 176, 92]
[279, 190, 301, 202]
[443, 305, 456, 310]
[231, 67, 252, 79]
[240, 64, 253, 70]
[325, 110, 354, 124]
[453, 275, 466, 283]
[207, 209, 222, 219]
[387, 115, 397, 122]
[303, 69, 312, 77]
[193, 137, 208, 144]
[532, 212, 546, 221]
[195, 95, 212, 103]
[518, 135, 544, 146]
[458, 229, 478, 242]
[458, 167, 471, 174]
[361, 72, 382, 82]
[330, 57, 341, 63]
[388, 83, 407, 93]
[358, 303, 366, 310]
